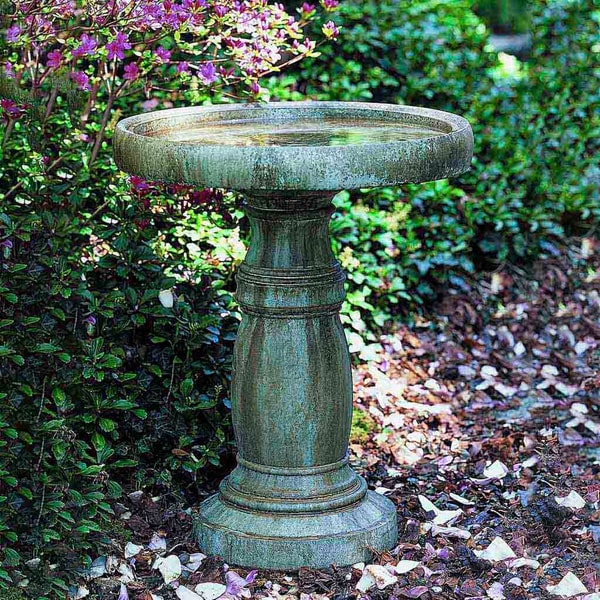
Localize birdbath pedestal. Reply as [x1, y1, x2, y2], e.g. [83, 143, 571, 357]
[114, 102, 473, 570]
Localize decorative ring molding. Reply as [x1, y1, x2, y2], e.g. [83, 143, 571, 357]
[245, 204, 335, 222]
[237, 301, 343, 319]
[237, 263, 346, 288]
[219, 478, 367, 514]
[236, 454, 349, 476]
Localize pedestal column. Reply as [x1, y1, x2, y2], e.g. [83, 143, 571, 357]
[195, 193, 397, 570]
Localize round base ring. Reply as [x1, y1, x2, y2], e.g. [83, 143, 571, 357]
[194, 490, 398, 571]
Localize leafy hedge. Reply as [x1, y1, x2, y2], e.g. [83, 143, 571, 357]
[0, 116, 241, 594]
[288, 0, 497, 111]
[272, 0, 599, 337]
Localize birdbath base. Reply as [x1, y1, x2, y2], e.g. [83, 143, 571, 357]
[114, 102, 473, 571]
[196, 487, 396, 570]
[194, 190, 398, 570]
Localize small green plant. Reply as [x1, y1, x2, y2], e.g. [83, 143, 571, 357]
[351, 409, 377, 444]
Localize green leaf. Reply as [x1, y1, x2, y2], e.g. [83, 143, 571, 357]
[18, 487, 33, 500]
[10, 354, 24, 366]
[0, 569, 13, 583]
[112, 459, 137, 468]
[180, 378, 194, 397]
[52, 388, 66, 404]
[91, 432, 106, 453]
[58, 511, 76, 524]
[98, 418, 115, 432]
[101, 354, 122, 368]
[111, 399, 136, 410]
[34, 343, 62, 354]
[52, 440, 68, 461]
[3, 548, 20, 566]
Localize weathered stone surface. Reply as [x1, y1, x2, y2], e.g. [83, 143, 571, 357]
[114, 102, 473, 570]
[114, 101, 473, 191]
[195, 489, 397, 570]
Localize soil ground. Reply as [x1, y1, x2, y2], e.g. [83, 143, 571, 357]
[88, 239, 599, 600]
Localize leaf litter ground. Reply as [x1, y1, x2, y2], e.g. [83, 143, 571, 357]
[85, 240, 599, 600]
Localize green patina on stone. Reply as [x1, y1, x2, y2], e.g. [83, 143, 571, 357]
[114, 101, 473, 570]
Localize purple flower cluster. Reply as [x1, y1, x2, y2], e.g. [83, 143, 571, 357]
[106, 32, 131, 61]
[4, 0, 335, 98]
[2, 0, 339, 168]
[72, 34, 97, 58]
[46, 50, 62, 69]
[1, 98, 23, 118]
[70, 71, 90, 91]
[6, 25, 21, 43]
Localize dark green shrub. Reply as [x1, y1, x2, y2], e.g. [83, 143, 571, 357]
[285, 0, 498, 111]
[271, 0, 598, 334]
[0, 110, 240, 592]
[463, 0, 599, 260]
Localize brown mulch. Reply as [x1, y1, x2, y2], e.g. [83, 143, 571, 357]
[90, 238, 599, 600]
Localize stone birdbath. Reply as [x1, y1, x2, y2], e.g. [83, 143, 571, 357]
[114, 101, 473, 570]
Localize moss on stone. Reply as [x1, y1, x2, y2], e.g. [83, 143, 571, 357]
[351, 409, 377, 444]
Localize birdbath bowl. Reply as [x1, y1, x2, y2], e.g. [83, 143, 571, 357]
[114, 102, 473, 570]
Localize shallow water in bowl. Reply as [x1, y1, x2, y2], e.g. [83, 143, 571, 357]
[150, 117, 446, 147]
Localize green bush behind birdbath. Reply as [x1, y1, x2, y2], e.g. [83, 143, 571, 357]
[0, 0, 597, 590]
[269, 0, 598, 337]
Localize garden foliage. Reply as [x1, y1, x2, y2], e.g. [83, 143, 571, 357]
[0, 0, 334, 592]
[0, 0, 598, 591]
[273, 0, 599, 336]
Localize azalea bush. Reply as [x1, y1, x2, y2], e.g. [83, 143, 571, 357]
[0, 0, 339, 593]
[1, 0, 331, 165]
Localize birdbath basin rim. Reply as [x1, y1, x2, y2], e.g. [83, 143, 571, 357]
[114, 101, 473, 191]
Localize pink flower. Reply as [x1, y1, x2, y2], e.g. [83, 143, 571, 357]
[130, 175, 150, 193]
[321, 0, 339, 9]
[154, 46, 172, 63]
[199, 61, 217, 85]
[322, 20, 339, 39]
[0, 99, 22, 118]
[190, 188, 221, 205]
[123, 62, 139, 80]
[141, 98, 159, 111]
[300, 2, 316, 15]
[250, 81, 260, 95]
[224, 570, 257, 598]
[70, 70, 91, 91]
[214, 5, 228, 17]
[46, 50, 62, 69]
[106, 32, 131, 61]
[72, 33, 97, 58]
[4, 61, 15, 79]
[176, 61, 190, 74]
[6, 25, 21, 43]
